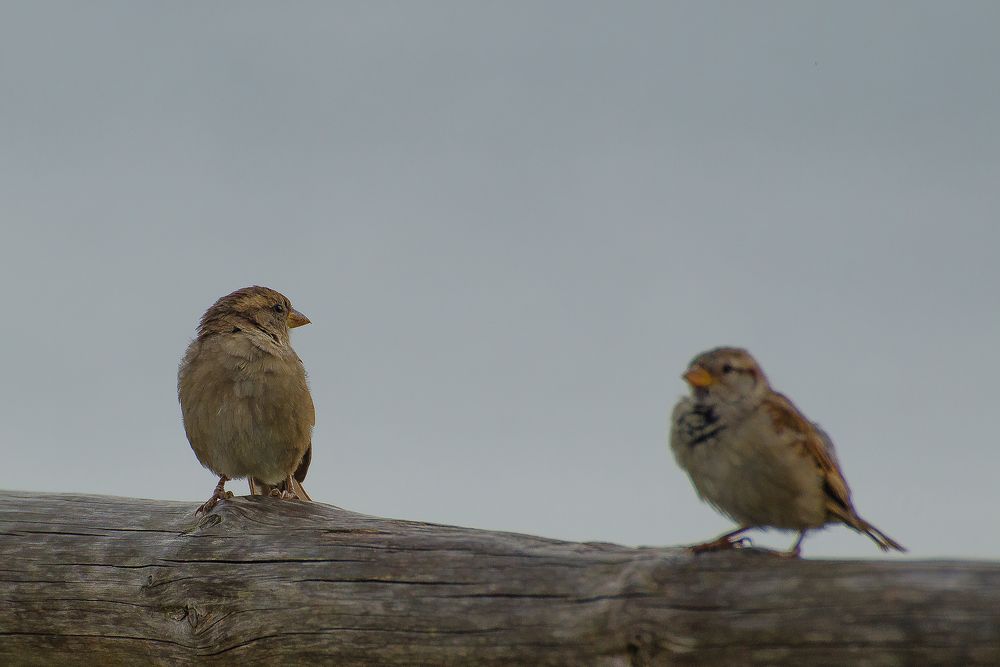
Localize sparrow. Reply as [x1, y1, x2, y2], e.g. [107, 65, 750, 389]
[669, 347, 904, 557]
[178, 286, 315, 513]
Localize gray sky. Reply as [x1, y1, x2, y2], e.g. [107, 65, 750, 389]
[2, 2, 998, 559]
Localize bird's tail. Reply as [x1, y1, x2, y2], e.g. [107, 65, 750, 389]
[835, 508, 905, 552]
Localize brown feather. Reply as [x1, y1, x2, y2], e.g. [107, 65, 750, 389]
[180, 286, 316, 509]
[764, 392, 904, 552]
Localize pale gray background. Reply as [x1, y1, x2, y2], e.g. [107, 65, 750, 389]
[2, 2, 997, 558]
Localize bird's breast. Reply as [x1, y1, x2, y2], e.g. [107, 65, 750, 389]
[676, 403, 727, 448]
[178, 337, 313, 483]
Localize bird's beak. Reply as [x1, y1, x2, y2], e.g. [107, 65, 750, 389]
[683, 366, 715, 388]
[287, 309, 310, 328]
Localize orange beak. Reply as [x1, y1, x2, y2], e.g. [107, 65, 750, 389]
[287, 309, 310, 328]
[683, 365, 715, 388]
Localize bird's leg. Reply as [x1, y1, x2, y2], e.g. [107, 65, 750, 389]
[249, 478, 276, 496]
[280, 474, 300, 500]
[690, 526, 753, 554]
[268, 475, 301, 500]
[196, 475, 233, 514]
[781, 530, 807, 559]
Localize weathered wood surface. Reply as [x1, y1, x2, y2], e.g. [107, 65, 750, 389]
[0, 491, 997, 666]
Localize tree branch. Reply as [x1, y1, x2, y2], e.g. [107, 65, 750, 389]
[1, 490, 997, 665]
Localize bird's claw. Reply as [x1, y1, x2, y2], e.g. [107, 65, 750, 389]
[195, 478, 233, 514]
[690, 535, 752, 554]
[195, 491, 229, 515]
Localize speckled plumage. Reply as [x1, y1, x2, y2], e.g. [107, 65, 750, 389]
[178, 286, 314, 512]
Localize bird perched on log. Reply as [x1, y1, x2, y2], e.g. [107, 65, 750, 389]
[669, 347, 904, 557]
[178, 286, 315, 513]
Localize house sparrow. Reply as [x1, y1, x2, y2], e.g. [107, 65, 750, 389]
[178, 286, 315, 513]
[669, 347, 904, 557]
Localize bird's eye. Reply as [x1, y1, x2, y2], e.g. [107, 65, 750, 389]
[273, 303, 285, 314]
[721, 363, 734, 374]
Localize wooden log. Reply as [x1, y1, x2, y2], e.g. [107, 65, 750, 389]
[1, 490, 997, 666]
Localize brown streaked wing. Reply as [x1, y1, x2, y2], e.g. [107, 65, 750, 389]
[764, 392, 854, 513]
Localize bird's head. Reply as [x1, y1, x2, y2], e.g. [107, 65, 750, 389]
[198, 285, 309, 346]
[682, 346, 769, 408]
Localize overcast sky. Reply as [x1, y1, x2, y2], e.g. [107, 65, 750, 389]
[2, 2, 998, 559]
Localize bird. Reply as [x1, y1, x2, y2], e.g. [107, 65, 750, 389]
[178, 286, 315, 513]
[669, 346, 904, 557]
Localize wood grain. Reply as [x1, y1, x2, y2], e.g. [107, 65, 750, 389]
[1, 490, 997, 665]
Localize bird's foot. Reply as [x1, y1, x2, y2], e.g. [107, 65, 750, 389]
[268, 488, 300, 501]
[775, 531, 807, 559]
[196, 476, 233, 514]
[196, 490, 234, 514]
[689, 535, 752, 554]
